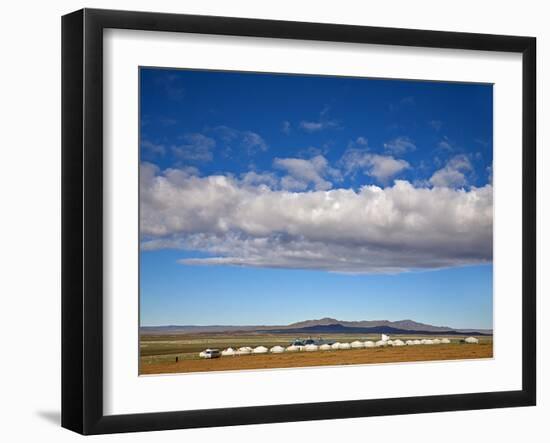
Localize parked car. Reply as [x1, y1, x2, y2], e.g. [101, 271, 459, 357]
[199, 349, 221, 359]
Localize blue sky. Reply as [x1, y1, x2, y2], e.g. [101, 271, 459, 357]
[139, 67, 493, 329]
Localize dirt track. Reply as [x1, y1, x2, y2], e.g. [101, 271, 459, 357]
[140, 343, 493, 375]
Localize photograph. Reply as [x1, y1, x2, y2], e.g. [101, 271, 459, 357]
[138, 67, 494, 375]
[1, 0, 543, 440]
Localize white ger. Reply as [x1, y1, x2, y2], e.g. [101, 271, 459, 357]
[221, 348, 235, 356]
[253, 346, 268, 354]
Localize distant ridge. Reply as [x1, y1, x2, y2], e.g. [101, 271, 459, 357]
[141, 318, 492, 336]
[264, 324, 491, 336]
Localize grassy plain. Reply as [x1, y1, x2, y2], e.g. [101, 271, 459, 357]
[139, 333, 493, 375]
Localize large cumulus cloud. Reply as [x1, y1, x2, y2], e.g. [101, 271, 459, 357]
[140, 163, 493, 274]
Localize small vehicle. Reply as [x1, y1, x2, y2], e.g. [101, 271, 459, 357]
[200, 349, 221, 359]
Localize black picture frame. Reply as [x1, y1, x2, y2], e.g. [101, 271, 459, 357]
[62, 8, 536, 435]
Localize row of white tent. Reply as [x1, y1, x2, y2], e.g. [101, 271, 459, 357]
[204, 336, 479, 357]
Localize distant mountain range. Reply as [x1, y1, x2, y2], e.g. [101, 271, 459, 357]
[141, 317, 492, 336]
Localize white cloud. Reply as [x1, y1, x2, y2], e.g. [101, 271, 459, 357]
[297, 145, 329, 158]
[475, 138, 490, 148]
[383, 136, 416, 154]
[241, 131, 268, 154]
[164, 165, 200, 180]
[429, 154, 472, 188]
[430, 168, 465, 188]
[299, 121, 328, 132]
[209, 126, 268, 155]
[347, 137, 368, 149]
[273, 155, 335, 191]
[299, 106, 338, 132]
[366, 155, 409, 181]
[171, 133, 215, 162]
[280, 175, 309, 191]
[141, 140, 165, 156]
[210, 125, 239, 142]
[240, 171, 278, 189]
[140, 164, 493, 274]
[437, 136, 454, 152]
[340, 149, 409, 182]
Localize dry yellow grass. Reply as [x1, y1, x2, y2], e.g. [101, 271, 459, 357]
[140, 343, 493, 375]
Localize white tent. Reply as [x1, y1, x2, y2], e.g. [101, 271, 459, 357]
[405, 340, 414, 346]
[331, 342, 341, 350]
[286, 345, 301, 352]
[351, 340, 364, 348]
[339, 342, 351, 350]
[393, 339, 405, 346]
[413, 339, 422, 345]
[363, 341, 375, 348]
[270, 345, 285, 353]
[253, 346, 268, 354]
[236, 347, 252, 355]
[424, 339, 435, 345]
[221, 347, 235, 356]
[305, 344, 318, 352]
[319, 344, 332, 351]
[432, 339, 441, 345]
[386, 340, 394, 346]
[375, 340, 387, 347]
[441, 338, 451, 344]
[465, 337, 479, 344]
[381, 334, 390, 341]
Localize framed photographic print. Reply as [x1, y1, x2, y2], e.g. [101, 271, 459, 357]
[62, 8, 536, 435]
